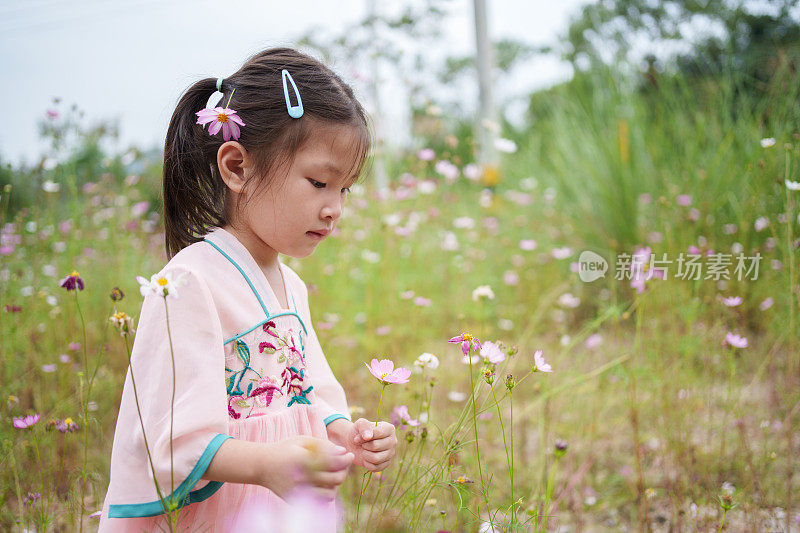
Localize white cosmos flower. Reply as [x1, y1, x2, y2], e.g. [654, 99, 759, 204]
[533, 350, 552, 372]
[480, 341, 505, 364]
[471, 285, 495, 301]
[760, 137, 776, 148]
[461, 354, 481, 365]
[137, 272, 187, 299]
[42, 180, 60, 193]
[494, 138, 517, 153]
[786, 180, 800, 191]
[447, 391, 467, 402]
[414, 352, 440, 371]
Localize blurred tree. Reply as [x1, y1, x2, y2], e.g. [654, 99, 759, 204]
[563, 0, 800, 82]
[296, 1, 543, 177]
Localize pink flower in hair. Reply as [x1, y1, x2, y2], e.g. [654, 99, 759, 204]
[196, 107, 245, 141]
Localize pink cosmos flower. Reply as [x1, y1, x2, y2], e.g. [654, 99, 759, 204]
[533, 350, 552, 372]
[676, 194, 692, 206]
[760, 297, 774, 311]
[196, 107, 245, 141]
[417, 148, 435, 161]
[131, 201, 150, 218]
[68, 342, 81, 351]
[413, 296, 432, 307]
[449, 333, 481, 356]
[630, 246, 664, 294]
[366, 359, 411, 384]
[724, 332, 748, 349]
[585, 334, 603, 350]
[721, 296, 743, 307]
[551, 246, 573, 259]
[390, 405, 420, 427]
[59, 271, 84, 291]
[13, 413, 40, 429]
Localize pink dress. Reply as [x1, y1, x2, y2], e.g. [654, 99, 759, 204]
[99, 227, 351, 532]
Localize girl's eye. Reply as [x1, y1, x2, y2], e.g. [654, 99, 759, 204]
[308, 179, 326, 189]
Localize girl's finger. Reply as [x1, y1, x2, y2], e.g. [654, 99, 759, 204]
[369, 459, 393, 471]
[364, 449, 394, 464]
[321, 452, 354, 472]
[310, 469, 349, 489]
[361, 435, 396, 452]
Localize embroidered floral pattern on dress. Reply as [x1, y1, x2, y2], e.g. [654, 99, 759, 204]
[225, 319, 313, 419]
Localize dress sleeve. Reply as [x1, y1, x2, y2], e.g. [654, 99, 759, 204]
[105, 265, 232, 518]
[293, 277, 351, 426]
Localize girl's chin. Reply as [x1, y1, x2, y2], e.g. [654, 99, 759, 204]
[282, 246, 318, 259]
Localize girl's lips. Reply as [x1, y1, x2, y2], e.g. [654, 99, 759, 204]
[306, 231, 325, 240]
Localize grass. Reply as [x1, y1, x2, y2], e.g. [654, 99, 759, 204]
[0, 58, 798, 531]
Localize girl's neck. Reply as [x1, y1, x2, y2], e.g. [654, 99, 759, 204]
[221, 223, 280, 272]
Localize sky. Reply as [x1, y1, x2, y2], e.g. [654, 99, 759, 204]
[0, 0, 590, 166]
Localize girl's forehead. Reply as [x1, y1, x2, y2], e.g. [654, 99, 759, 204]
[296, 125, 366, 178]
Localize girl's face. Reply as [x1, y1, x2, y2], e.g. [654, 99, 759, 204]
[231, 124, 362, 265]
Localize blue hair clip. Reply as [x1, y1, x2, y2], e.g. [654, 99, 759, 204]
[281, 69, 304, 119]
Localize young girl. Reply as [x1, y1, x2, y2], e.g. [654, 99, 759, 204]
[99, 48, 397, 531]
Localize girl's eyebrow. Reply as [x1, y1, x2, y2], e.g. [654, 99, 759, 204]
[309, 161, 344, 176]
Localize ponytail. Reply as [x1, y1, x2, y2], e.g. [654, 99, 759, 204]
[163, 78, 227, 258]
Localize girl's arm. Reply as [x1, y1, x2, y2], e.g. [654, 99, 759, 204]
[202, 435, 354, 500]
[202, 438, 274, 486]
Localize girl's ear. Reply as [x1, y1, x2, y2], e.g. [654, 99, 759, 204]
[217, 141, 252, 194]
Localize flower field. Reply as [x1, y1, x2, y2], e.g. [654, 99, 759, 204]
[1, 62, 799, 532]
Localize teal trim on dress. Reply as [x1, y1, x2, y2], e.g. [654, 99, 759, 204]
[107, 434, 232, 518]
[204, 238, 270, 316]
[323, 414, 350, 426]
[223, 312, 309, 345]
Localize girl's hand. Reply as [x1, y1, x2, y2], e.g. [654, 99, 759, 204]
[262, 435, 354, 501]
[345, 418, 397, 472]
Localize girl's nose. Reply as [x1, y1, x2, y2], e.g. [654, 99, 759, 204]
[320, 195, 343, 221]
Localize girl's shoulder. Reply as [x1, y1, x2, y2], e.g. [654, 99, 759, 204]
[152, 240, 227, 292]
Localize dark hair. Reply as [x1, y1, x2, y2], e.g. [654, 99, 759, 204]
[162, 47, 371, 258]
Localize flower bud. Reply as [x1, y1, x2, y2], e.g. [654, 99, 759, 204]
[109, 286, 124, 302]
[482, 366, 495, 385]
[554, 439, 568, 458]
[505, 373, 516, 390]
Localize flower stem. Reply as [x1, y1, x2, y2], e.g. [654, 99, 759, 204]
[163, 299, 177, 513]
[491, 385, 513, 526]
[467, 345, 493, 528]
[630, 295, 648, 532]
[123, 336, 169, 517]
[717, 508, 728, 533]
[510, 387, 515, 526]
[356, 382, 387, 524]
[74, 290, 89, 533]
[375, 383, 386, 428]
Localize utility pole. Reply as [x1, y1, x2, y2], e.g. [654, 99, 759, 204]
[473, 0, 499, 187]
